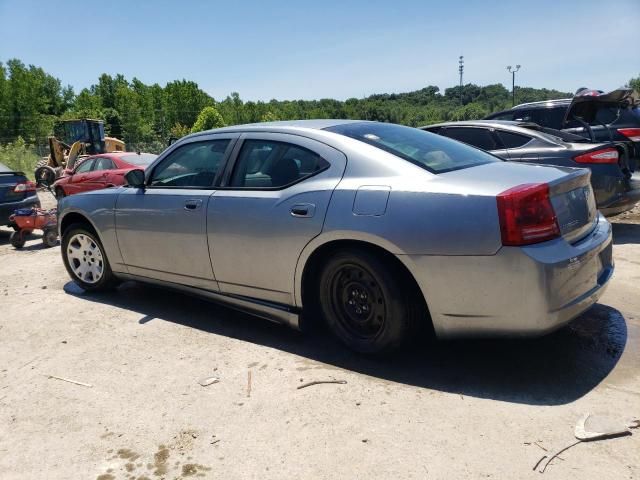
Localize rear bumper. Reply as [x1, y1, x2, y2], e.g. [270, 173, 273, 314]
[0, 195, 41, 225]
[599, 173, 640, 216]
[402, 214, 613, 338]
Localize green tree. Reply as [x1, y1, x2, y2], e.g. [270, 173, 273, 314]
[191, 106, 225, 133]
[628, 75, 640, 92]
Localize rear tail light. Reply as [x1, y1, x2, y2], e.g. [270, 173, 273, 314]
[573, 147, 619, 164]
[13, 181, 36, 193]
[617, 128, 640, 142]
[497, 183, 560, 246]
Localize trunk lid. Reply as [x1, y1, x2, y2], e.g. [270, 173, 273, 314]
[439, 162, 597, 244]
[0, 170, 29, 203]
[563, 88, 639, 127]
[547, 167, 597, 244]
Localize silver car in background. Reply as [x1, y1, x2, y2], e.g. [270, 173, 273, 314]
[57, 120, 613, 353]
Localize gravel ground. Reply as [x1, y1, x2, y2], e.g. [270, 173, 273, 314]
[0, 195, 638, 480]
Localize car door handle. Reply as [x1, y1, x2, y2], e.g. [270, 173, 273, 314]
[184, 199, 203, 211]
[290, 203, 315, 218]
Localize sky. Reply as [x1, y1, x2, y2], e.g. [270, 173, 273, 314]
[0, 0, 638, 101]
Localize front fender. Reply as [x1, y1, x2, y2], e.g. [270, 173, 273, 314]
[58, 191, 124, 270]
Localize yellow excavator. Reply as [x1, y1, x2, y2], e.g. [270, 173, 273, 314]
[35, 119, 125, 185]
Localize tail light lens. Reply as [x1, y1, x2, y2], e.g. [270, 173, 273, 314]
[573, 148, 619, 164]
[13, 181, 36, 193]
[617, 128, 640, 142]
[497, 183, 560, 246]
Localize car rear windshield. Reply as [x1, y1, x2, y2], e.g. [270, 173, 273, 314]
[521, 124, 590, 143]
[325, 122, 501, 174]
[0, 162, 12, 173]
[121, 153, 157, 166]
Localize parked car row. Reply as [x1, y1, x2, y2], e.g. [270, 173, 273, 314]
[423, 120, 640, 216]
[422, 87, 640, 217]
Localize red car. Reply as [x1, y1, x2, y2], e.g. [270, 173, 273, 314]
[54, 152, 157, 198]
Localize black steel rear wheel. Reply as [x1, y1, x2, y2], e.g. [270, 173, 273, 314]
[319, 249, 416, 354]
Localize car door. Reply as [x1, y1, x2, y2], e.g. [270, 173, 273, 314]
[208, 133, 347, 305]
[115, 134, 238, 290]
[440, 127, 509, 158]
[91, 156, 116, 190]
[66, 158, 95, 195]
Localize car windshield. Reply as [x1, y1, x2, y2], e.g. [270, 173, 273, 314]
[326, 122, 501, 173]
[121, 153, 157, 166]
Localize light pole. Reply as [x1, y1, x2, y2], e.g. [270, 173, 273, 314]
[458, 56, 464, 105]
[506, 64, 521, 106]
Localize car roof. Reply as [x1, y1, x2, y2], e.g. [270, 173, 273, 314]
[186, 119, 367, 138]
[512, 99, 572, 109]
[93, 152, 155, 158]
[423, 119, 540, 130]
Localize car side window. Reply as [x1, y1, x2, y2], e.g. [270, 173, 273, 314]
[496, 130, 532, 149]
[441, 127, 498, 151]
[149, 139, 230, 188]
[75, 158, 95, 173]
[490, 112, 515, 121]
[513, 107, 566, 130]
[229, 140, 329, 189]
[93, 158, 115, 171]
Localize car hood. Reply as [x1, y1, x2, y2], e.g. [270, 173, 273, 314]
[563, 87, 639, 126]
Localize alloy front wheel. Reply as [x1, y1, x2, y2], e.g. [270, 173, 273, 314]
[61, 224, 118, 291]
[66, 233, 104, 284]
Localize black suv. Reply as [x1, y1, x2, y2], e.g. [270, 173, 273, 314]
[486, 89, 639, 163]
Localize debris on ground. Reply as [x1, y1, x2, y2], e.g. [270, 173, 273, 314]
[247, 370, 252, 397]
[297, 380, 347, 390]
[46, 375, 92, 388]
[534, 414, 640, 474]
[198, 376, 219, 387]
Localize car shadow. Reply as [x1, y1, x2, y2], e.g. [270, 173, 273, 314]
[64, 280, 627, 406]
[612, 222, 640, 245]
[0, 227, 43, 247]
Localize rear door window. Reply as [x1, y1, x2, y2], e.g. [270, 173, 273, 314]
[93, 158, 115, 171]
[495, 130, 532, 149]
[441, 127, 498, 150]
[229, 140, 329, 189]
[512, 107, 566, 130]
[488, 112, 515, 121]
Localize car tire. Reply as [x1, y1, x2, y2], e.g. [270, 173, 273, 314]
[318, 249, 416, 354]
[10, 230, 26, 249]
[61, 224, 118, 291]
[42, 228, 58, 248]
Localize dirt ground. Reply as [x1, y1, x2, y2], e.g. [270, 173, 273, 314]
[0, 194, 639, 480]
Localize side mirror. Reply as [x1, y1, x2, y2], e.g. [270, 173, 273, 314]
[125, 169, 146, 188]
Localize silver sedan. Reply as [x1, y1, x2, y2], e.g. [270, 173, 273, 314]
[57, 120, 614, 353]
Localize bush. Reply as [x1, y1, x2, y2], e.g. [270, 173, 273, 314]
[191, 107, 225, 133]
[0, 137, 41, 178]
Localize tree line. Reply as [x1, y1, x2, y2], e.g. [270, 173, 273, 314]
[1, 57, 638, 160]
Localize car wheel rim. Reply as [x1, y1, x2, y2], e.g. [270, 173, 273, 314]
[329, 263, 386, 340]
[66, 233, 104, 284]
